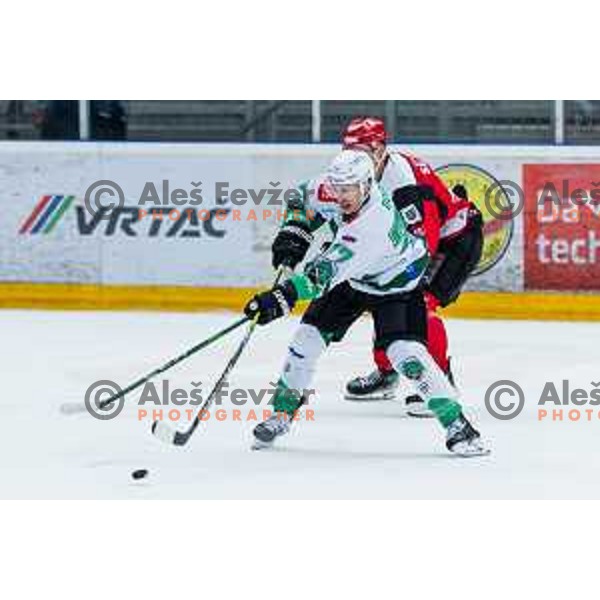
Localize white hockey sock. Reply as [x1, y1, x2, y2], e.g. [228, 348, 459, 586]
[273, 324, 327, 412]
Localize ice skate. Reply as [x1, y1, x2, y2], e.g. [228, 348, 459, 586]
[404, 394, 434, 418]
[446, 414, 490, 457]
[345, 369, 399, 401]
[251, 412, 293, 450]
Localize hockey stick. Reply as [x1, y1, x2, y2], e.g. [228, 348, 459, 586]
[60, 315, 251, 415]
[151, 267, 286, 446]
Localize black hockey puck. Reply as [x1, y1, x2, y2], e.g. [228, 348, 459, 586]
[131, 469, 149, 480]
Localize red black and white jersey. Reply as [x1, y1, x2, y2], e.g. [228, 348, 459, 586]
[379, 151, 479, 254]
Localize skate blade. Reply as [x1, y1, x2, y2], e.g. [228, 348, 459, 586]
[406, 408, 435, 419]
[344, 392, 396, 402]
[450, 440, 492, 457]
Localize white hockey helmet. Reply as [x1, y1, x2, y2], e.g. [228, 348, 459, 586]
[324, 149, 375, 203]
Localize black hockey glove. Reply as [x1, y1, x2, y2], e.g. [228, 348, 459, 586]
[392, 184, 447, 229]
[271, 222, 313, 269]
[244, 281, 298, 326]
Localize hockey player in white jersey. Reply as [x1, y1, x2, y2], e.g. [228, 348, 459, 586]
[245, 150, 489, 457]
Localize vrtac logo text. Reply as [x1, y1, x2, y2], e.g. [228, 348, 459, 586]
[18, 197, 229, 238]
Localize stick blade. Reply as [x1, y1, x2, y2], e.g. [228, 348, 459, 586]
[172, 430, 192, 446]
[151, 420, 194, 446]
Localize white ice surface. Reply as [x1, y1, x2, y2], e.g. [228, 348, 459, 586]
[2, 309, 599, 499]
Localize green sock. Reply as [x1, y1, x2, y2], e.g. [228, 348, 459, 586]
[427, 397, 462, 427]
[272, 380, 303, 415]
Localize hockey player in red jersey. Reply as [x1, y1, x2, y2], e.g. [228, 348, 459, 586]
[340, 117, 484, 415]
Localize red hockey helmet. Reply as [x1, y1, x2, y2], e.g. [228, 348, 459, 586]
[341, 117, 387, 147]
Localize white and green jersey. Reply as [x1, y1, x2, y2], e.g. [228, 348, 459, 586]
[287, 179, 429, 301]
